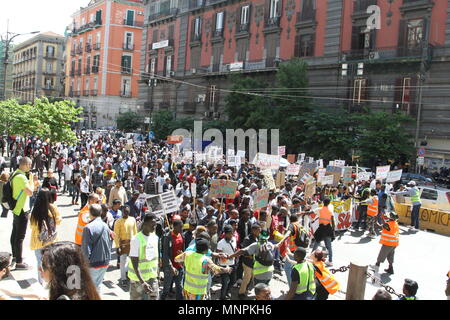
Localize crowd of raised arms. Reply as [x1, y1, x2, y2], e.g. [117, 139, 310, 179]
[0, 132, 440, 301]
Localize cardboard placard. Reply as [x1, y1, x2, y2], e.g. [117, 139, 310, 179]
[298, 163, 317, 178]
[209, 180, 238, 199]
[275, 171, 286, 188]
[325, 166, 343, 186]
[376, 165, 391, 180]
[287, 154, 296, 164]
[320, 175, 334, 186]
[278, 146, 286, 156]
[343, 166, 353, 182]
[190, 183, 197, 198]
[253, 189, 270, 210]
[386, 169, 403, 183]
[304, 181, 316, 199]
[261, 169, 276, 191]
[254, 153, 280, 171]
[286, 164, 300, 176]
[332, 199, 353, 231]
[300, 173, 315, 185]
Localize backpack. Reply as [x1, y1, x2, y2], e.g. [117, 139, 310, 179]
[255, 242, 275, 267]
[293, 223, 309, 248]
[2, 171, 25, 210]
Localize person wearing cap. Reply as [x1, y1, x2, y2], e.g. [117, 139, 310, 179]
[217, 224, 238, 300]
[369, 211, 399, 275]
[284, 247, 316, 300]
[175, 238, 232, 300]
[400, 278, 419, 300]
[392, 180, 421, 230]
[228, 230, 275, 286]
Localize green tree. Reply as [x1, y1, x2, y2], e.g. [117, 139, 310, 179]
[116, 111, 144, 132]
[151, 111, 175, 140]
[353, 111, 415, 167]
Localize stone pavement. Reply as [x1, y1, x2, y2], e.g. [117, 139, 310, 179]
[0, 191, 449, 300]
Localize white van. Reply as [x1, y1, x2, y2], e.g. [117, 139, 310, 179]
[403, 186, 450, 212]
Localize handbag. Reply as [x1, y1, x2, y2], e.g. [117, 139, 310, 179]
[119, 239, 131, 255]
[38, 217, 57, 245]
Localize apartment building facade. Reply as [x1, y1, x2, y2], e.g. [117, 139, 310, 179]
[65, 0, 144, 129]
[11, 32, 65, 103]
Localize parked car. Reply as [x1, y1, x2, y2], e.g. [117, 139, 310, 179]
[400, 173, 434, 186]
[402, 186, 450, 212]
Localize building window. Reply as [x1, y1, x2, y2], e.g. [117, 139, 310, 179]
[270, 0, 280, 19]
[46, 46, 55, 57]
[125, 10, 135, 26]
[295, 34, 315, 57]
[121, 78, 131, 96]
[352, 78, 367, 104]
[46, 62, 53, 73]
[215, 12, 224, 32]
[86, 56, 91, 73]
[150, 57, 157, 75]
[241, 5, 250, 25]
[125, 32, 133, 50]
[121, 55, 132, 73]
[93, 55, 100, 73]
[93, 77, 98, 90]
[164, 55, 173, 76]
[85, 78, 90, 91]
[95, 10, 102, 25]
[407, 19, 423, 50]
[193, 17, 202, 40]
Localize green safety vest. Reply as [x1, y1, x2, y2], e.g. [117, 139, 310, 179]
[293, 261, 316, 295]
[253, 243, 274, 277]
[360, 188, 371, 206]
[128, 232, 158, 282]
[184, 251, 209, 295]
[404, 296, 416, 300]
[410, 188, 421, 203]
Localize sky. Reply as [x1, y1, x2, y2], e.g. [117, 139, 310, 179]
[0, 0, 89, 43]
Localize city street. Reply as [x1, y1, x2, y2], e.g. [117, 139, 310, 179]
[1, 191, 448, 300]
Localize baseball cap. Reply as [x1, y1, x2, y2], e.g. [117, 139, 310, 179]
[408, 181, 416, 186]
[259, 230, 270, 240]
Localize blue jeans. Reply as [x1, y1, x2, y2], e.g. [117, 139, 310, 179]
[35, 249, 43, 285]
[411, 204, 421, 229]
[355, 205, 367, 229]
[90, 266, 108, 291]
[161, 267, 184, 300]
[284, 256, 295, 287]
[313, 237, 333, 262]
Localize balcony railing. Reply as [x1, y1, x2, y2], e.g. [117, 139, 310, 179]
[265, 16, 280, 28]
[340, 44, 432, 62]
[121, 67, 132, 74]
[123, 43, 134, 51]
[191, 33, 202, 42]
[120, 91, 132, 98]
[296, 9, 316, 23]
[93, 43, 101, 50]
[90, 89, 98, 96]
[237, 23, 249, 33]
[85, 43, 92, 52]
[44, 54, 57, 59]
[212, 28, 224, 38]
[189, 0, 205, 10]
[123, 19, 144, 27]
[92, 66, 99, 73]
[83, 90, 90, 96]
[148, 8, 179, 22]
[73, 91, 80, 97]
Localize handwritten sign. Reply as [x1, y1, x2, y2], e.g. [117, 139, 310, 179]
[254, 153, 280, 171]
[332, 199, 353, 231]
[261, 169, 276, 190]
[275, 171, 286, 188]
[300, 173, 315, 185]
[286, 164, 300, 176]
[253, 189, 270, 210]
[209, 180, 238, 199]
[386, 169, 403, 183]
[278, 146, 286, 156]
[298, 163, 317, 178]
[325, 166, 343, 186]
[376, 165, 391, 180]
[320, 175, 334, 186]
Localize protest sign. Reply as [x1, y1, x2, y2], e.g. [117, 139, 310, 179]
[300, 173, 315, 185]
[304, 181, 316, 199]
[325, 166, 343, 186]
[316, 159, 324, 169]
[261, 169, 276, 190]
[376, 165, 391, 180]
[209, 180, 238, 199]
[298, 153, 305, 162]
[298, 163, 317, 178]
[334, 160, 345, 167]
[308, 157, 314, 164]
[146, 195, 164, 216]
[275, 171, 286, 188]
[278, 146, 286, 156]
[386, 169, 403, 183]
[309, 204, 320, 234]
[357, 171, 371, 182]
[253, 189, 270, 209]
[319, 175, 334, 186]
[167, 136, 183, 144]
[125, 144, 133, 150]
[160, 190, 179, 214]
[254, 153, 280, 171]
[286, 164, 300, 176]
[331, 199, 353, 231]
[227, 156, 241, 167]
[318, 168, 326, 179]
[236, 150, 246, 158]
[227, 149, 235, 156]
[343, 166, 353, 183]
[287, 154, 296, 164]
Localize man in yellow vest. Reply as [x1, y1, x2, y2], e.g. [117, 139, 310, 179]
[128, 213, 160, 300]
[284, 247, 316, 300]
[175, 238, 231, 300]
[370, 211, 399, 275]
[74, 193, 100, 246]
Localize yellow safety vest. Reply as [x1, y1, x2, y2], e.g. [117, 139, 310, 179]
[128, 232, 158, 281]
[184, 251, 209, 295]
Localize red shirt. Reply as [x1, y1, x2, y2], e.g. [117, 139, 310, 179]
[171, 232, 184, 269]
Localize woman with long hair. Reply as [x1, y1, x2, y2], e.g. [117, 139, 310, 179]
[40, 242, 101, 300]
[0, 172, 10, 218]
[30, 188, 61, 284]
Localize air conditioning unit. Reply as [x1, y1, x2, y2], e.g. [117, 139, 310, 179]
[191, 68, 197, 74]
[369, 51, 379, 60]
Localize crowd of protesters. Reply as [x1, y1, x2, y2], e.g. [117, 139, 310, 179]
[0, 131, 446, 301]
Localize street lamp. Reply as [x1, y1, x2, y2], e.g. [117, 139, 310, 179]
[1, 30, 40, 100]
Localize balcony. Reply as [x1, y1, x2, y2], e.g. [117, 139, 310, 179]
[123, 43, 134, 51]
[121, 67, 132, 74]
[90, 89, 98, 96]
[265, 16, 280, 28]
[85, 43, 92, 52]
[340, 44, 433, 63]
[73, 91, 81, 97]
[236, 23, 249, 33]
[353, 0, 378, 13]
[212, 28, 224, 39]
[123, 19, 144, 28]
[77, 69, 82, 76]
[42, 71, 56, 76]
[120, 91, 132, 98]
[93, 43, 101, 50]
[148, 8, 179, 22]
[85, 67, 91, 75]
[83, 90, 90, 96]
[44, 54, 57, 60]
[92, 66, 99, 73]
[189, 0, 205, 10]
[76, 46, 83, 54]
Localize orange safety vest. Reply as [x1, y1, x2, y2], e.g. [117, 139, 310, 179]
[75, 205, 90, 245]
[314, 261, 339, 294]
[380, 220, 399, 247]
[367, 196, 379, 217]
[319, 206, 332, 225]
[288, 222, 303, 252]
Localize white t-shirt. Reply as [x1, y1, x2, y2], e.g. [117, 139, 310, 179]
[217, 238, 237, 266]
[156, 176, 166, 193]
[129, 232, 159, 261]
[80, 177, 90, 193]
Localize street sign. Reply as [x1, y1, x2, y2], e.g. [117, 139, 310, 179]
[417, 157, 424, 165]
[418, 148, 425, 157]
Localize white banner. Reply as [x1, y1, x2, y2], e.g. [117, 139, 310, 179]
[254, 153, 280, 171]
[376, 165, 390, 180]
[386, 169, 403, 183]
[286, 164, 300, 176]
[227, 155, 241, 167]
[320, 175, 334, 186]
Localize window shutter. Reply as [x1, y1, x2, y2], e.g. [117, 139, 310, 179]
[168, 25, 175, 41]
[265, 0, 271, 22]
[351, 26, 360, 50]
[153, 29, 159, 43]
[247, 5, 252, 25]
[213, 12, 217, 32]
[163, 56, 168, 76]
[222, 11, 226, 31]
[397, 19, 407, 56]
